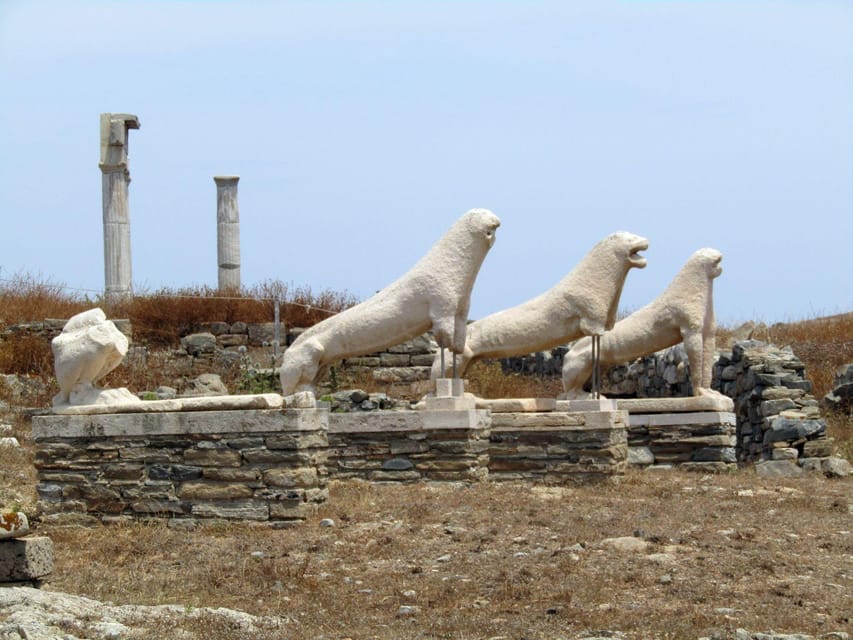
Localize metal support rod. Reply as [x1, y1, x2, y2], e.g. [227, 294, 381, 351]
[440, 348, 445, 379]
[273, 296, 281, 357]
[591, 335, 601, 399]
[452, 352, 457, 379]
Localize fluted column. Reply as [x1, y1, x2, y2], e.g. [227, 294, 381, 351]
[99, 113, 140, 301]
[215, 176, 241, 291]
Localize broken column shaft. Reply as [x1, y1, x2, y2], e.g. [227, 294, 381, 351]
[99, 113, 140, 301]
[215, 175, 241, 291]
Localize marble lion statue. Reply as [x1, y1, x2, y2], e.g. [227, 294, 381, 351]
[279, 208, 501, 396]
[432, 231, 649, 380]
[561, 248, 723, 398]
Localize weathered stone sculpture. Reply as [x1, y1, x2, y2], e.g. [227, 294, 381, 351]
[562, 248, 723, 398]
[279, 208, 501, 396]
[51, 308, 138, 407]
[432, 231, 648, 379]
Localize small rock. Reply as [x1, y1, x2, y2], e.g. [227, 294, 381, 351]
[250, 551, 265, 559]
[320, 518, 335, 528]
[436, 554, 452, 563]
[349, 389, 370, 404]
[397, 605, 419, 616]
[400, 589, 417, 600]
[822, 457, 851, 478]
[658, 574, 673, 584]
[0, 437, 20, 448]
[0, 511, 29, 539]
[599, 536, 650, 553]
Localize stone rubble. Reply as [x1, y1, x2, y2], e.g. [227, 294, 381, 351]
[822, 362, 853, 412]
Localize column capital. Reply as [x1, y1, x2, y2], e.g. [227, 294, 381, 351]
[214, 175, 240, 186]
[99, 113, 140, 173]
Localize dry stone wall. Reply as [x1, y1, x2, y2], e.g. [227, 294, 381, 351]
[488, 410, 627, 483]
[713, 340, 835, 473]
[32, 409, 329, 525]
[327, 410, 490, 482]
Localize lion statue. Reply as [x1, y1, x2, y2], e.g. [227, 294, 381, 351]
[432, 231, 649, 380]
[561, 248, 723, 398]
[279, 208, 501, 397]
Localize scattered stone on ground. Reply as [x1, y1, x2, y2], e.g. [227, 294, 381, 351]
[0, 587, 286, 640]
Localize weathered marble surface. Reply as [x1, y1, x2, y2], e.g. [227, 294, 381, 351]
[562, 248, 723, 399]
[51, 308, 138, 408]
[100, 113, 140, 300]
[433, 231, 648, 379]
[280, 209, 500, 396]
[215, 175, 241, 291]
[52, 393, 285, 416]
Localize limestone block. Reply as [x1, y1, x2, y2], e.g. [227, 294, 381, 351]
[247, 323, 277, 346]
[617, 395, 734, 414]
[627, 446, 655, 465]
[820, 457, 851, 477]
[0, 536, 54, 581]
[476, 398, 557, 413]
[180, 333, 217, 356]
[51, 308, 138, 408]
[380, 353, 410, 367]
[755, 460, 803, 478]
[178, 482, 254, 500]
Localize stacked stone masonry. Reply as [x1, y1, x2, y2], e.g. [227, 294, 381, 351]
[713, 340, 834, 471]
[327, 410, 490, 482]
[32, 409, 329, 525]
[32, 408, 631, 521]
[488, 410, 628, 483]
[626, 411, 736, 471]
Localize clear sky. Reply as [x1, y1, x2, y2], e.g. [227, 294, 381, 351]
[1, 0, 851, 325]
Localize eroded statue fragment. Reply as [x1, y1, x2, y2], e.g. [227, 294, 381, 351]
[432, 231, 649, 379]
[51, 308, 138, 407]
[562, 248, 724, 398]
[279, 208, 501, 396]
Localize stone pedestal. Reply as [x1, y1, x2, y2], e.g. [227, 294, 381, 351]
[425, 378, 475, 411]
[328, 410, 490, 482]
[33, 408, 328, 525]
[626, 410, 737, 471]
[488, 410, 628, 483]
[99, 113, 140, 301]
[0, 537, 53, 583]
[214, 176, 241, 291]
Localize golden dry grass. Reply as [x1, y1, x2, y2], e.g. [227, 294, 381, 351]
[39, 474, 852, 639]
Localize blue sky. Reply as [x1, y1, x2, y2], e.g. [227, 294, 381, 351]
[1, 0, 850, 324]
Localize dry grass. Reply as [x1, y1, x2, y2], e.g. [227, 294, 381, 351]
[0, 273, 357, 346]
[466, 360, 563, 399]
[39, 474, 852, 639]
[745, 312, 853, 400]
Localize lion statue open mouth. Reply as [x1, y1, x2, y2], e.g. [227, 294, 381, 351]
[432, 231, 649, 380]
[562, 248, 724, 398]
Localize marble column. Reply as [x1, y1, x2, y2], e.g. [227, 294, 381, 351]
[215, 176, 241, 291]
[99, 113, 140, 301]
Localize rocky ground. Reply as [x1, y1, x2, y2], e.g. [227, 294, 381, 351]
[1, 473, 850, 640]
